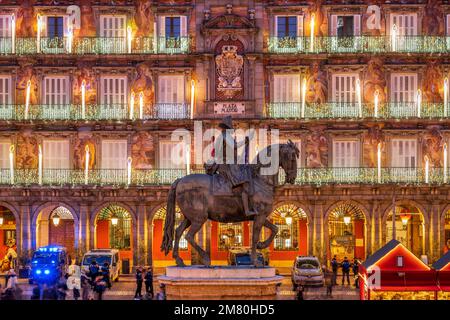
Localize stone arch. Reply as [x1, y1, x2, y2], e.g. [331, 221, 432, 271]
[324, 200, 370, 262]
[381, 199, 430, 226]
[0, 201, 21, 258]
[271, 201, 313, 224]
[0, 201, 20, 223]
[30, 202, 79, 253]
[440, 203, 450, 253]
[90, 202, 137, 228]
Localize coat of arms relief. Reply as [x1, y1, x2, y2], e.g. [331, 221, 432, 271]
[215, 45, 244, 99]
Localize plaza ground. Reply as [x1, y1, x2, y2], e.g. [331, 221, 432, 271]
[13, 274, 359, 301]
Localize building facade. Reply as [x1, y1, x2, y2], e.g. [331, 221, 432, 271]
[0, 0, 449, 271]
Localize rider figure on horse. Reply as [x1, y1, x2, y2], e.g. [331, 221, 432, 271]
[213, 116, 257, 217]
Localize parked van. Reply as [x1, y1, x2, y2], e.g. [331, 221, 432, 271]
[29, 246, 70, 284]
[82, 249, 121, 282]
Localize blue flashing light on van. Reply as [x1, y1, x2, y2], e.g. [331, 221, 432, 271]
[29, 246, 70, 284]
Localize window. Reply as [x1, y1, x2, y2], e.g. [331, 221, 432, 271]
[391, 139, 417, 168]
[218, 223, 243, 251]
[390, 73, 417, 103]
[158, 75, 185, 104]
[274, 16, 303, 50]
[47, 17, 64, 38]
[273, 74, 301, 103]
[158, 15, 188, 51]
[99, 15, 126, 37]
[390, 14, 417, 36]
[0, 141, 10, 169]
[159, 140, 186, 169]
[0, 76, 12, 115]
[331, 73, 358, 103]
[101, 140, 128, 169]
[0, 15, 12, 38]
[43, 76, 69, 105]
[333, 140, 359, 168]
[397, 256, 404, 267]
[100, 76, 128, 118]
[330, 15, 361, 37]
[43, 140, 70, 169]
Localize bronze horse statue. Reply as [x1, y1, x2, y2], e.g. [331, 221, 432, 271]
[161, 141, 299, 266]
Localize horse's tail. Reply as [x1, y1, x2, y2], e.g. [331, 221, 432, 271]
[161, 178, 181, 255]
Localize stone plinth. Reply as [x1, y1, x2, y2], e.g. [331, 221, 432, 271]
[158, 266, 283, 300]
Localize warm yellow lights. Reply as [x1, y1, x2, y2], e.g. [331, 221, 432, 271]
[400, 214, 410, 226]
[37, 14, 42, 53]
[127, 156, 132, 185]
[356, 78, 362, 117]
[377, 142, 382, 183]
[38, 144, 42, 185]
[424, 155, 429, 184]
[190, 80, 195, 120]
[343, 215, 351, 225]
[444, 77, 448, 117]
[52, 211, 61, 227]
[301, 77, 307, 118]
[416, 89, 422, 118]
[391, 23, 397, 52]
[129, 91, 135, 120]
[127, 26, 132, 54]
[285, 215, 293, 225]
[81, 80, 86, 119]
[9, 145, 14, 185]
[84, 145, 90, 185]
[310, 14, 315, 52]
[444, 143, 448, 184]
[139, 91, 144, 120]
[11, 14, 15, 54]
[374, 90, 379, 118]
[25, 80, 31, 120]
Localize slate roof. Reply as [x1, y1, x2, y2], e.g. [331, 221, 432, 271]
[432, 250, 450, 270]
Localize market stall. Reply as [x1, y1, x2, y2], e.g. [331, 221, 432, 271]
[433, 250, 450, 300]
[359, 239, 439, 300]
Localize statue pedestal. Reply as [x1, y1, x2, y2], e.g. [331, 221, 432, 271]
[158, 266, 283, 300]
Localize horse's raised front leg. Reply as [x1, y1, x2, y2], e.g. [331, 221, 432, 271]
[184, 221, 211, 266]
[251, 215, 265, 267]
[257, 219, 279, 250]
[172, 218, 191, 267]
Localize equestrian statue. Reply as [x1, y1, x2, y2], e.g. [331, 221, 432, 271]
[161, 116, 299, 266]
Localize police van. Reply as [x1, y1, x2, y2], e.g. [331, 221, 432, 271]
[81, 249, 121, 282]
[29, 246, 70, 284]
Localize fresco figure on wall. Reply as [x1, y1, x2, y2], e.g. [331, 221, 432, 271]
[16, 0, 35, 37]
[135, 0, 152, 36]
[73, 65, 97, 105]
[363, 125, 384, 167]
[73, 137, 96, 170]
[364, 57, 387, 104]
[422, 127, 444, 167]
[16, 63, 38, 105]
[423, 0, 444, 36]
[131, 131, 154, 169]
[16, 132, 38, 169]
[305, 127, 328, 168]
[422, 61, 443, 103]
[131, 63, 154, 114]
[305, 62, 327, 104]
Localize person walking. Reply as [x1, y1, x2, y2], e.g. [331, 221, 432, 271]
[155, 284, 166, 300]
[88, 260, 99, 284]
[352, 259, 360, 288]
[101, 262, 111, 289]
[56, 274, 68, 300]
[296, 284, 305, 300]
[144, 267, 154, 299]
[134, 267, 144, 300]
[81, 272, 91, 300]
[323, 266, 334, 298]
[331, 255, 339, 285]
[42, 284, 58, 300]
[68, 259, 81, 300]
[341, 257, 351, 285]
[93, 275, 106, 300]
[30, 284, 41, 300]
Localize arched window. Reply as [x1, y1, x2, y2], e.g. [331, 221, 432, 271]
[154, 206, 188, 250]
[97, 205, 131, 250]
[272, 204, 307, 251]
[218, 223, 243, 250]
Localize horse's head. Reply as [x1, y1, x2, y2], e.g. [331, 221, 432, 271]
[280, 140, 299, 184]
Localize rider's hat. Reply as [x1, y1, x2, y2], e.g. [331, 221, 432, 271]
[218, 116, 233, 129]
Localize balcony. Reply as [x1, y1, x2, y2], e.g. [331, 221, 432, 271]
[266, 102, 448, 119]
[0, 167, 446, 187]
[267, 36, 449, 54]
[0, 36, 190, 55]
[0, 104, 191, 121]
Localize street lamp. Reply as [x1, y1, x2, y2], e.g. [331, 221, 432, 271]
[111, 213, 119, 226]
[0, 215, 4, 226]
[343, 214, 351, 225]
[52, 211, 61, 227]
[285, 213, 293, 225]
[400, 214, 410, 227]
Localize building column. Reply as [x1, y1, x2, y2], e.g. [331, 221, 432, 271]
[373, 202, 381, 251]
[21, 204, 32, 253]
[313, 201, 325, 263]
[365, 205, 372, 258]
[136, 203, 147, 266]
[79, 204, 89, 253]
[430, 203, 441, 262]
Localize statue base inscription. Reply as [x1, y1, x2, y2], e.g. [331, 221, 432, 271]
[158, 266, 283, 300]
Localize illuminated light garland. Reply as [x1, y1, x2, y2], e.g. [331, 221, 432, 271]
[301, 78, 307, 118]
[127, 157, 132, 185]
[38, 144, 42, 185]
[127, 26, 133, 54]
[190, 80, 195, 120]
[139, 92, 144, 120]
[444, 143, 448, 184]
[84, 145, 90, 185]
[129, 91, 135, 120]
[9, 145, 14, 185]
[309, 14, 315, 52]
[11, 14, 15, 54]
[81, 80, 86, 119]
[416, 89, 422, 118]
[25, 80, 31, 120]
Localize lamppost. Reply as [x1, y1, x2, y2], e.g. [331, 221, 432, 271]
[52, 211, 61, 227]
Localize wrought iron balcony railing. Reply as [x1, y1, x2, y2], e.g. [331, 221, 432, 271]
[266, 102, 448, 119]
[0, 103, 190, 121]
[0, 167, 447, 187]
[267, 36, 450, 54]
[0, 36, 190, 55]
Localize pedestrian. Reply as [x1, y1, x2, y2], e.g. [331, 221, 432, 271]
[68, 259, 81, 300]
[331, 255, 339, 285]
[5, 269, 17, 291]
[154, 284, 166, 300]
[341, 256, 351, 285]
[56, 274, 68, 300]
[42, 284, 58, 300]
[134, 267, 143, 300]
[30, 284, 41, 300]
[144, 267, 154, 299]
[81, 271, 90, 300]
[93, 275, 106, 300]
[352, 258, 360, 288]
[323, 266, 333, 298]
[296, 284, 305, 300]
[101, 262, 111, 289]
[88, 260, 99, 284]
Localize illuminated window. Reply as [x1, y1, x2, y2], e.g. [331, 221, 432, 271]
[99, 15, 126, 38]
[0, 15, 12, 38]
[154, 206, 188, 250]
[272, 204, 307, 251]
[218, 223, 243, 251]
[97, 205, 132, 250]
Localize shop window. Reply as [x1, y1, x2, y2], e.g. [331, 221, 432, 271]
[97, 205, 132, 250]
[218, 223, 243, 251]
[271, 204, 307, 251]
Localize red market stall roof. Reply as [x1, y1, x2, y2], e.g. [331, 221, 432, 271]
[432, 250, 450, 291]
[360, 239, 438, 292]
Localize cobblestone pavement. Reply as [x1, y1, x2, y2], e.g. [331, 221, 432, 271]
[15, 276, 359, 300]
